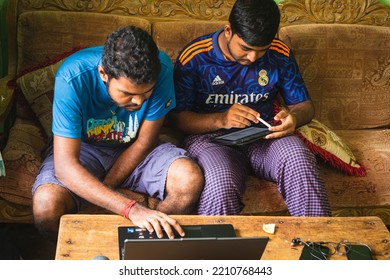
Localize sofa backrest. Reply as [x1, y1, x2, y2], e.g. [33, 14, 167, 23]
[16, 12, 226, 71]
[153, 20, 226, 63]
[4, 0, 390, 126]
[6, 0, 390, 76]
[16, 11, 151, 73]
[279, 24, 390, 130]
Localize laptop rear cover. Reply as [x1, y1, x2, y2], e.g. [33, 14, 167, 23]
[123, 236, 269, 260]
[118, 224, 236, 259]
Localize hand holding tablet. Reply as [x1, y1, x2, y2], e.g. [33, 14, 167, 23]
[211, 103, 273, 146]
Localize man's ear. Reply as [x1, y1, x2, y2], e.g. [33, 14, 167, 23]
[98, 66, 108, 83]
[224, 24, 233, 40]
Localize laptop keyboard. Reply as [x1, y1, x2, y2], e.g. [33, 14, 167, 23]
[125, 227, 173, 239]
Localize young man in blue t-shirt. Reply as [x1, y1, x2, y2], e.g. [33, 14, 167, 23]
[169, 0, 331, 216]
[32, 26, 204, 241]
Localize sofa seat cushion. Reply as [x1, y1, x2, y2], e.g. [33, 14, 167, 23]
[242, 128, 390, 224]
[241, 177, 288, 215]
[1, 123, 389, 223]
[323, 129, 390, 209]
[0, 118, 46, 206]
[0, 199, 33, 223]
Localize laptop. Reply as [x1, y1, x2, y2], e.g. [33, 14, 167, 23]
[118, 224, 269, 260]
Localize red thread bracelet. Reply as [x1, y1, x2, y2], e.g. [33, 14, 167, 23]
[122, 200, 137, 218]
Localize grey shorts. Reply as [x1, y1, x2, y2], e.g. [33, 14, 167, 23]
[32, 141, 189, 209]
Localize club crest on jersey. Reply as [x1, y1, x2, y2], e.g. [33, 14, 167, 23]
[258, 69, 269, 86]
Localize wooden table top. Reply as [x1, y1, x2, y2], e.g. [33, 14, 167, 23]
[55, 214, 390, 260]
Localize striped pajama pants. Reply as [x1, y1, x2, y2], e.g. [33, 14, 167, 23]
[183, 133, 331, 216]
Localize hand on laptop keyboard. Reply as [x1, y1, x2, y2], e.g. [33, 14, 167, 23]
[130, 227, 180, 239]
[126, 203, 184, 239]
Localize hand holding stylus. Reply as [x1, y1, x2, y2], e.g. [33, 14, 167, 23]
[237, 102, 272, 128]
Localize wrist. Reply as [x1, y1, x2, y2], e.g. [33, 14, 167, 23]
[216, 111, 229, 129]
[289, 111, 299, 125]
[121, 200, 137, 218]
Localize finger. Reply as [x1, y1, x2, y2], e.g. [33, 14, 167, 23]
[149, 217, 165, 238]
[131, 204, 155, 232]
[267, 120, 284, 132]
[167, 218, 185, 237]
[159, 219, 176, 239]
[274, 109, 289, 121]
[232, 118, 251, 128]
[230, 111, 255, 127]
[264, 131, 280, 139]
[143, 220, 155, 233]
[236, 104, 260, 122]
[265, 125, 295, 139]
[158, 215, 184, 239]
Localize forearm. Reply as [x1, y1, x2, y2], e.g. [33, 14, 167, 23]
[103, 139, 155, 188]
[168, 111, 226, 134]
[104, 118, 163, 188]
[53, 136, 129, 212]
[287, 100, 315, 128]
[55, 159, 129, 214]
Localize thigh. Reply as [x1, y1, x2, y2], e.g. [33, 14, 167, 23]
[121, 142, 190, 200]
[244, 135, 313, 180]
[184, 133, 249, 179]
[32, 141, 122, 210]
[184, 134, 250, 215]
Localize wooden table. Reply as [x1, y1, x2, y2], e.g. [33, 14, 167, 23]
[55, 214, 390, 260]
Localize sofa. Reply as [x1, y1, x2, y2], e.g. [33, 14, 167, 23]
[1, 0, 390, 225]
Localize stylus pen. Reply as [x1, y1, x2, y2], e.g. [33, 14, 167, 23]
[256, 116, 272, 128]
[237, 102, 272, 128]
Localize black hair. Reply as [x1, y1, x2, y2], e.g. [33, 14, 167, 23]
[102, 25, 161, 84]
[229, 0, 280, 46]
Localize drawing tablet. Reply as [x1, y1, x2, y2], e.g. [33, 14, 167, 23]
[211, 126, 272, 146]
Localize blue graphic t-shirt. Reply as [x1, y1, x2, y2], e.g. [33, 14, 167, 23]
[174, 29, 309, 122]
[52, 46, 175, 146]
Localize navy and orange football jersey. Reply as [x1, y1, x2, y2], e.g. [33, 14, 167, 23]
[173, 29, 309, 122]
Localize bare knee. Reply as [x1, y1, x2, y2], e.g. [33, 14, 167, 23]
[169, 157, 204, 192]
[33, 184, 76, 241]
[163, 158, 204, 212]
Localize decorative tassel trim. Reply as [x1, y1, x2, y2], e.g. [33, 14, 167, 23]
[295, 131, 367, 177]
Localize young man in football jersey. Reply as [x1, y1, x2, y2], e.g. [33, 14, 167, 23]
[168, 0, 331, 216]
[32, 26, 204, 241]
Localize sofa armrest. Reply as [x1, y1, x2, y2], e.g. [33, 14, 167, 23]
[0, 75, 16, 150]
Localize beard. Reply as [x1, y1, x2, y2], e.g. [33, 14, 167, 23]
[226, 38, 251, 65]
